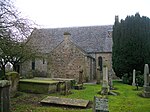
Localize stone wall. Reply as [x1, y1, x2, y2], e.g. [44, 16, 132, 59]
[86, 57, 96, 81]
[48, 34, 95, 82]
[89, 52, 112, 70]
[21, 55, 48, 77]
[95, 52, 112, 70]
[88, 52, 116, 80]
[95, 52, 117, 79]
[34, 57, 48, 76]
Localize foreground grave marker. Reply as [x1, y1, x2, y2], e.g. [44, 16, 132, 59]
[41, 96, 89, 108]
[93, 96, 109, 112]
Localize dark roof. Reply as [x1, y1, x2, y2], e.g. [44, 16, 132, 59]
[30, 25, 113, 53]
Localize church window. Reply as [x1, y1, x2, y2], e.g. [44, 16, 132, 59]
[98, 56, 103, 71]
[43, 58, 45, 64]
[32, 59, 35, 70]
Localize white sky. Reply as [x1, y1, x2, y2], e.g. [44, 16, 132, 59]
[14, 0, 150, 28]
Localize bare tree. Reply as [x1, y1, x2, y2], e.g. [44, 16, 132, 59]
[0, 0, 36, 79]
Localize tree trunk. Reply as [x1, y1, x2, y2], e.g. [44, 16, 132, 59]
[13, 64, 20, 73]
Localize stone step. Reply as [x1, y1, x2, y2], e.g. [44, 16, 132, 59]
[41, 96, 89, 108]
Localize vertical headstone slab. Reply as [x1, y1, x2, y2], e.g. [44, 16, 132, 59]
[144, 64, 149, 86]
[103, 67, 108, 83]
[101, 67, 109, 95]
[78, 66, 83, 84]
[0, 80, 10, 112]
[93, 96, 109, 112]
[108, 69, 113, 90]
[96, 67, 100, 84]
[132, 69, 136, 86]
[143, 64, 150, 97]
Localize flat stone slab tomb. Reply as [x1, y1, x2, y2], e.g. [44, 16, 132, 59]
[41, 96, 89, 108]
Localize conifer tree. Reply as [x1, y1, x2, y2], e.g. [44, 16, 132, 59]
[112, 13, 150, 79]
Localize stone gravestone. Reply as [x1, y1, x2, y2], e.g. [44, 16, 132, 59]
[144, 64, 149, 86]
[74, 66, 83, 90]
[6, 72, 20, 97]
[103, 67, 108, 84]
[78, 66, 83, 84]
[64, 81, 70, 95]
[97, 67, 101, 84]
[108, 69, 113, 90]
[132, 69, 136, 86]
[101, 66, 109, 95]
[0, 80, 10, 112]
[5, 63, 13, 72]
[93, 96, 109, 112]
[142, 64, 150, 97]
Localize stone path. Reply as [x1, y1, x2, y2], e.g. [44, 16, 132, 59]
[41, 96, 89, 108]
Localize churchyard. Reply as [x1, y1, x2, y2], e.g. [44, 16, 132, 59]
[1, 1, 150, 111]
[1, 64, 150, 112]
[8, 80, 150, 112]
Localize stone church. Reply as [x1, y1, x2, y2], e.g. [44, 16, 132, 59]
[21, 25, 113, 82]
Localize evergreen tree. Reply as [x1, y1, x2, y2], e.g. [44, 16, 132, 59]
[112, 13, 150, 79]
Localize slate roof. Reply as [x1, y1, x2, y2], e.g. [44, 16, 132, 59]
[30, 25, 113, 54]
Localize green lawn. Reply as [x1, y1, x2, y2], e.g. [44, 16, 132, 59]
[109, 81, 150, 112]
[11, 81, 150, 112]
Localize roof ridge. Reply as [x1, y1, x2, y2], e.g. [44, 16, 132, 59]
[38, 25, 113, 30]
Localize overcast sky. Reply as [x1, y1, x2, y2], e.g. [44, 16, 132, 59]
[14, 0, 150, 28]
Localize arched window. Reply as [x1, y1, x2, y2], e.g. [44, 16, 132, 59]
[98, 56, 102, 71]
[32, 58, 35, 70]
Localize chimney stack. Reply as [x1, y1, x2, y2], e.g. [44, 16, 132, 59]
[64, 32, 71, 42]
[115, 15, 119, 22]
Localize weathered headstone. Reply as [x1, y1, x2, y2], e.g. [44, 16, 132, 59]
[78, 66, 83, 84]
[64, 81, 70, 95]
[41, 96, 89, 108]
[5, 63, 13, 72]
[101, 66, 109, 95]
[108, 70, 113, 90]
[144, 64, 149, 86]
[93, 96, 109, 112]
[73, 66, 84, 90]
[142, 64, 150, 97]
[103, 67, 108, 84]
[6, 72, 20, 97]
[97, 67, 101, 84]
[132, 69, 136, 86]
[0, 80, 10, 112]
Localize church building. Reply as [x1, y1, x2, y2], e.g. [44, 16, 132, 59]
[21, 25, 113, 82]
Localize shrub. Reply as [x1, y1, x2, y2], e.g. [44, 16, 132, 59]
[135, 71, 144, 86]
[122, 71, 144, 86]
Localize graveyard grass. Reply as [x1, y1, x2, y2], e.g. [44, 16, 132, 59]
[11, 81, 150, 112]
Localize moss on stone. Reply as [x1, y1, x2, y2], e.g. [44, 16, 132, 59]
[19, 79, 59, 84]
[6, 72, 19, 80]
[19, 82, 49, 93]
[19, 79, 59, 94]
